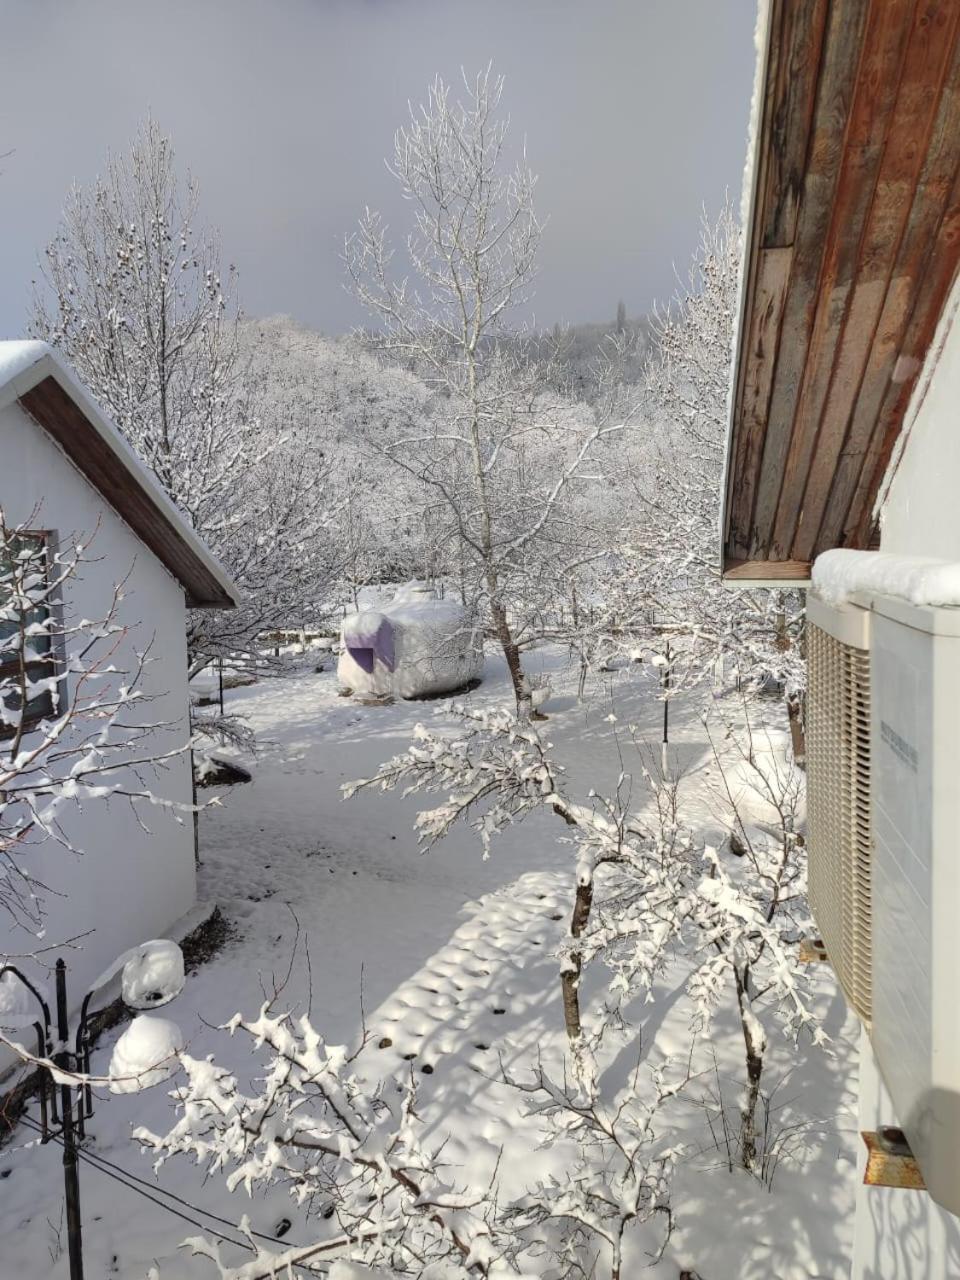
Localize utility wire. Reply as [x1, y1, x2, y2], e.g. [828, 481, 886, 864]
[25, 1112, 300, 1248]
[17, 1111, 328, 1270]
[17, 1112, 249, 1249]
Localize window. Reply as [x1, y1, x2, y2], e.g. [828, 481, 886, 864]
[0, 531, 58, 740]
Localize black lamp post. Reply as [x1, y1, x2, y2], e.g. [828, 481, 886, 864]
[0, 941, 185, 1280]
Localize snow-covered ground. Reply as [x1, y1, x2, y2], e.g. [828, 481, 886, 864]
[0, 647, 859, 1278]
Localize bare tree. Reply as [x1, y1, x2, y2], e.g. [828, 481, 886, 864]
[134, 996, 684, 1280]
[501, 1057, 684, 1280]
[345, 69, 616, 711]
[31, 119, 336, 675]
[581, 210, 805, 699]
[697, 706, 812, 1170]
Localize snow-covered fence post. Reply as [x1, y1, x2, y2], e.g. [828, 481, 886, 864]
[52, 957, 84, 1280]
[661, 638, 671, 776]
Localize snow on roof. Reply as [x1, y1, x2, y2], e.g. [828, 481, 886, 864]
[0, 340, 49, 388]
[812, 549, 960, 609]
[0, 340, 239, 608]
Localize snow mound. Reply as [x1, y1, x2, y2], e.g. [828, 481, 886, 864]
[121, 939, 185, 1009]
[338, 584, 482, 700]
[109, 1014, 184, 1093]
[812, 549, 960, 608]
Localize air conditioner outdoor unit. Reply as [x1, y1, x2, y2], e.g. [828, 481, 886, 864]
[807, 589, 960, 1216]
[806, 594, 872, 1021]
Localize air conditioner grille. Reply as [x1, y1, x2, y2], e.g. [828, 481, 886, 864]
[807, 620, 872, 1020]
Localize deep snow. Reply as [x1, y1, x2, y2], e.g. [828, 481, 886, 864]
[0, 647, 859, 1278]
[812, 548, 960, 609]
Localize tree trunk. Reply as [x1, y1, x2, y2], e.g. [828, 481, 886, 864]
[560, 876, 594, 1042]
[741, 1044, 763, 1171]
[735, 973, 764, 1171]
[489, 594, 528, 713]
[458, 539, 468, 606]
[773, 594, 789, 652]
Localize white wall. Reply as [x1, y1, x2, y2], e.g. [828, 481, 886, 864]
[0, 399, 196, 1021]
[881, 278, 960, 558]
[852, 1026, 960, 1277]
[849, 275, 960, 1277]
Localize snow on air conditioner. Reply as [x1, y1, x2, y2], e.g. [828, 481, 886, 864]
[808, 549, 960, 1217]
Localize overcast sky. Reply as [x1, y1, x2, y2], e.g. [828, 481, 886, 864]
[0, 0, 756, 338]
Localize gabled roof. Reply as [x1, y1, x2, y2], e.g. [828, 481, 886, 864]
[0, 341, 239, 609]
[722, 0, 960, 584]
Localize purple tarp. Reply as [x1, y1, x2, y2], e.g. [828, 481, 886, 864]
[344, 613, 396, 673]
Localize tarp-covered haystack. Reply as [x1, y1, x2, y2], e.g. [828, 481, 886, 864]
[338, 583, 483, 700]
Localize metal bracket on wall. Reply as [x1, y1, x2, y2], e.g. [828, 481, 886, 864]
[798, 937, 829, 963]
[862, 1129, 926, 1191]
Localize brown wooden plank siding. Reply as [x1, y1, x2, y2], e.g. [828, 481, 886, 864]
[724, 0, 960, 580]
[18, 377, 234, 608]
[726, 0, 830, 561]
[774, 0, 918, 560]
[761, 0, 832, 248]
[748, 0, 870, 557]
[819, 33, 960, 550]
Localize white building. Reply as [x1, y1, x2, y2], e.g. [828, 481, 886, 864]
[724, 5, 960, 1274]
[0, 341, 238, 1008]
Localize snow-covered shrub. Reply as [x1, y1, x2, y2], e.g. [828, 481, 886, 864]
[501, 1059, 686, 1280]
[136, 1006, 509, 1278]
[120, 938, 186, 1009]
[134, 997, 684, 1280]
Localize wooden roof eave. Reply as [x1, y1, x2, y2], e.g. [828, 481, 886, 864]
[721, 0, 960, 584]
[3, 350, 239, 610]
[723, 558, 811, 588]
